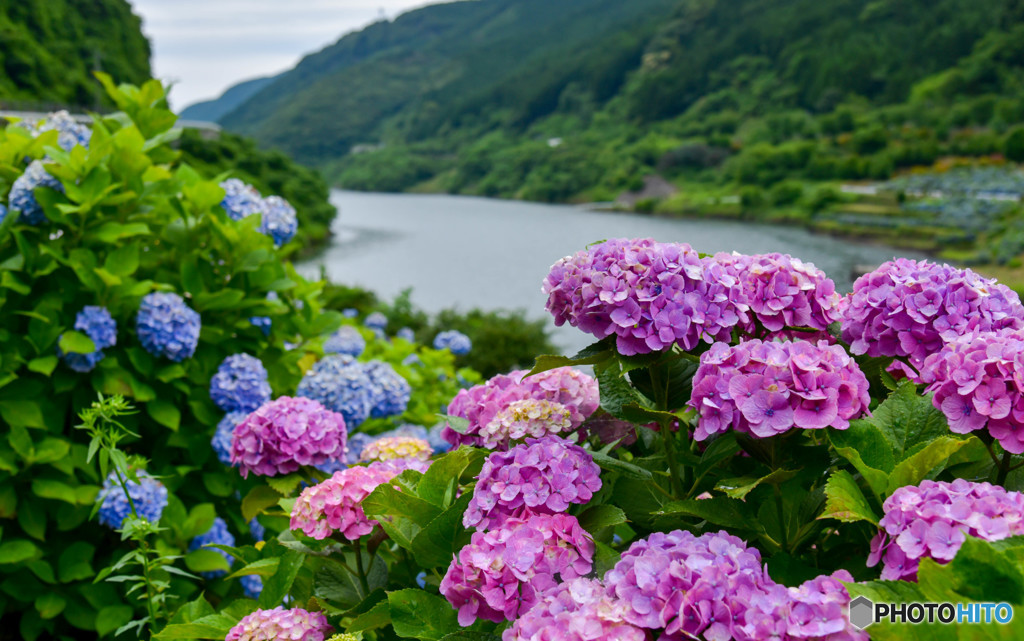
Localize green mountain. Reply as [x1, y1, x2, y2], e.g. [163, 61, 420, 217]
[0, 0, 151, 106]
[179, 74, 278, 122]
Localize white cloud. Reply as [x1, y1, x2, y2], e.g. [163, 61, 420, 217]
[129, 0, 430, 110]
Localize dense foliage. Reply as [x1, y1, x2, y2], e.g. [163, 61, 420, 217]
[0, 0, 151, 106]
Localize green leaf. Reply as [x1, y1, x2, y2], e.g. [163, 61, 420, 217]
[916, 536, 1024, 604]
[347, 600, 391, 633]
[418, 447, 484, 508]
[314, 558, 387, 609]
[578, 504, 628, 533]
[57, 331, 96, 355]
[153, 614, 238, 639]
[58, 542, 95, 582]
[241, 485, 283, 522]
[258, 550, 304, 609]
[387, 589, 460, 641]
[656, 496, 761, 532]
[266, 473, 304, 496]
[886, 436, 972, 494]
[32, 479, 77, 504]
[18, 499, 46, 540]
[362, 481, 443, 550]
[183, 503, 217, 538]
[104, 244, 140, 277]
[411, 493, 472, 569]
[437, 414, 470, 435]
[193, 289, 245, 311]
[34, 592, 66, 619]
[26, 356, 58, 376]
[524, 348, 612, 378]
[0, 539, 40, 564]
[715, 468, 798, 500]
[184, 549, 231, 574]
[146, 399, 181, 431]
[92, 222, 150, 243]
[95, 605, 133, 637]
[820, 470, 879, 525]
[589, 451, 653, 480]
[226, 558, 280, 580]
[868, 381, 951, 460]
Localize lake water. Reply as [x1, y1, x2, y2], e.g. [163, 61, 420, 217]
[297, 191, 924, 354]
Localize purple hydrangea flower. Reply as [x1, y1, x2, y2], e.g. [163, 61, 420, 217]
[324, 326, 366, 357]
[230, 396, 347, 478]
[434, 330, 472, 355]
[504, 578, 646, 641]
[25, 110, 91, 151]
[921, 329, 1024, 452]
[363, 360, 411, 418]
[465, 436, 601, 529]
[58, 305, 117, 373]
[220, 178, 266, 221]
[96, 470, 167, 529]
[396, 327, 416, 342]
[869, 479, 1024, 580]
[212, 411, 248, 465]
[441, 513, 595, 626]
[479, 399, 574, 449]
[136, 292, 201, 362]
[225, 607, 332, 641]
[189, 516, 235, 579]
[296, 355, 375, 427]
[364, 312, 388, 331]
[9, 160, 63, 225]
[688, 339, 871, 440]
[840, 258, 1024, 372]
[259, 195, 298, 246]
[210, 354, 272, 413]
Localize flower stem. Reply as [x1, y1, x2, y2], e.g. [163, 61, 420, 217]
[996, 451, 1013, 486]
[353, 538, 370, 595]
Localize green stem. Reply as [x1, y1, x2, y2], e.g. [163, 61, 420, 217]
[139, 542, 159, 636]
[353, 538, 370, 595]
[997, 451, 1013, 486]
[773, 482, 788, 554]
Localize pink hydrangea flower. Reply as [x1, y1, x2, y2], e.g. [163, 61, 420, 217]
[840, 258, 1024, 372]
[479, 399, 574, 449]
[464, 436, 602, 530]
[440, 513, 594, 626]
[869, 479, 1024, 580]
[230, 396, 347, 478]
[358, 436, 431, 462]
[688, 339, 870, 440]
[504, 578, 646, 641]
[225, 607, 332, 641]
[443, 367, 598, 448]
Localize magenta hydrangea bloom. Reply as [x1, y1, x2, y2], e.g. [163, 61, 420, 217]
[840, 258, 1024, 371]
[440, 513, 594, 626]
[464, 436, 602, 530]
[543, 238, 747, 356]
[479, 399, 574, 449]
[230, 396, 347, 478]
[920, 329, 1024, 452]
[225, 607, 332, 641]
[709, 252, 842, 334]
[868, 479, 1024, 581]
[504, 578, 646, 641]
[290, 463, 397, 540]
[688, 339, 870, 440]
[604, 530, 864, 641]
[443, 367, 598, 448]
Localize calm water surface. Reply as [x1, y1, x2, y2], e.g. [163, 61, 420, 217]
[297, 191, 924, 353]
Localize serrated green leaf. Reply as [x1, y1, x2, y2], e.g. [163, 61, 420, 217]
[886, 436, 972, 494]
[242, 485, 283, 522]
[347, 600, 391, 633]
[656, 496, 762, 532]
[258, 549, 304, 609]
[266, 473, 303, 496]
[411, 493, 472, 569]
[225, 558, 279, 580]
[589, 451, 653, 480]
[820, 470, 879, 525]
[57, 331, 96, 355]
[715, 468, 797, 500]
[388, 589, 459, 641]
[147, 399, 181, 431]
[184, 549, 230, 574]
[0, 539, 40, 564]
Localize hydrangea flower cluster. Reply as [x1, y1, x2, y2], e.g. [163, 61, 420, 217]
[604, 530, 864, 641]
[504, 578, 646, 641]
[290, 462, 403, 540]
[212, 411, 247, 465]
[324, 326, 365, 357]
[240, 574, 263, 599]
[297, 355, 375, 427]
[249, 517, 266, 541]
[9, 160, 64, 225]
[364, 312, 388, 331]
[709, 252, 842, 332]
[464, 436, 602, 529]
[59, 305, 117, 373]
[97, 470, 168, 529]
[440, 513, 595, 626]
[0, 203, 6, 226]
[689, 338, 871, 440]
[27, 110, 91, 151]
[840, 258, 1024, 371]
[230, 396, 347, 478]
[250, 315, 272, 336]
[920, 329, 1024, 453]
[542, 238, 745, 355]
[359, 436, 432, 462]
[225, 607, 332, 641]
[868, 480, 1024, 580]
[189, 517, 235, 579]
[364, 360, 411, 418]
[259, 195, 298, 246]
[210, 354, 272, 413]
[434, 330, 472, 355]
[220, 178, 266, 221]
[443, 367, 599, 447]
[136, 292, 201, 362]
[396, 327, 416, 342]
[479, 399, 574, 449]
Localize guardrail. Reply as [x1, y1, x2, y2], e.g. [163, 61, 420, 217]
[0, 110, 221, 135]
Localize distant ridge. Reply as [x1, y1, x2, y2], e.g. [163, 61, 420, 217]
[179, 75, 279, 121]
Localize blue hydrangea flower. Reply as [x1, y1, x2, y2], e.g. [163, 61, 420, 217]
[364, 312, 388, 331]
[259, 195, 298, 246]
[296, 354, 374, 427]
[97, 470, 168, 529]
[396, 327, 416, 342]
[189, 517, 236, 579]
[212, 412, 247, 465]
[415, 571, 427, 588]
[316, 458, 349, 474]
[324, 326, 365, 357]
[249, 517, 265, 542]
[343, 432, 376, 464]
[402, 353, 422, 367]
[0, 203, 7, 226]
[210, 354, 272, 413]
[364, 361, 411, 419]
[427, 423, 452, 455]
[250, 316, 272, 336]
[342, 308, 359, 318]
[136, 292, 201, 362]
[241, 574, 263, 599]
[433, 330, 472, 355]
[28, 111, 91, 151]
[220, 178, 266, 221]
[9, 161, 63, 225]
[59, 305, 117, 373]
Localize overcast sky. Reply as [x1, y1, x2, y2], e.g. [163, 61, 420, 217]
[129, 0, 429, 110]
